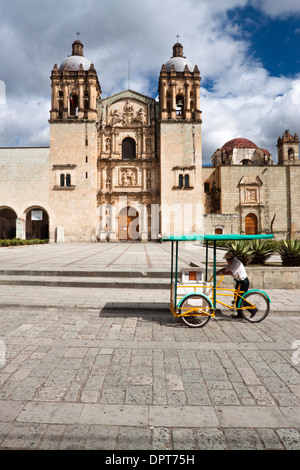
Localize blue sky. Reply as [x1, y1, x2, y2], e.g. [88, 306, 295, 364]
[227, 5, 300, 77]
[0, 0, 299, 164]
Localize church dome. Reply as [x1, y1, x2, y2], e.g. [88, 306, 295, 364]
[59, 55, 92, 71]
[165, 56, 193, 72]
[221, 138, 258, 154]
[164, 42, 194, 72]
[59, 40, 92, 71]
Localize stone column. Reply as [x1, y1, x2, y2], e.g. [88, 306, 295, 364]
[78, 81, 84, 118]
[109, 202, 117, 241]
[16, 218, 25, 239]
[98, 203, 108, 241]
[63, 83, 68, 118]
[171, 82, 177, 119]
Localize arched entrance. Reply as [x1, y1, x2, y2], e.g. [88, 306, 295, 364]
[26, 208, 49, 239]
[118, 206, 140, 240]
[245, 213, 258, 235]
[0, 208, 17, 239]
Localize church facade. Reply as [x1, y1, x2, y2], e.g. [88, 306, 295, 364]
[0, 40, 299, 242]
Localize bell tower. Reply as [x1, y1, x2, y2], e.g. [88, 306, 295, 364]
[50, 40, 100, 121]
[159, 42, 201, 121]
[158, 42, 203, 237]
[277, 130, 300, 165]
[49, 40, 101, 242]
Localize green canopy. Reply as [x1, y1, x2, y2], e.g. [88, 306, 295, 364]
[164, 234, 274, 242]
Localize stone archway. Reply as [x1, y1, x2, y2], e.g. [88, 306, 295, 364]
[118, 206, 140, 240]
[0, 208, 17, 239]
[26, 208, 49, 240]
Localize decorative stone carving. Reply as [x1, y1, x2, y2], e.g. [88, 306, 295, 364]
[109, 101, 148, 128]
[244, 188, 258, 203]
[123, 101, 135, 126]
[239, 174, 262, 206]
[119, 168, 138, 186]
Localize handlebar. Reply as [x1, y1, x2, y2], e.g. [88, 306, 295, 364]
[208, 274, 224, 288]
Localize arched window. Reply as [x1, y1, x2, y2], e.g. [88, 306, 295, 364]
[288, 148, 295, 160]
[184, 174, 190, 187]
[84, 91, 89, 110]
[176, 95, 184, 116]
[122, 138, 136, 159]
[60, 174, 65, 187]
[70, 93, 78, 117]
[58, 91, 63, 118]
[66, 174, 71, 186]
[179, 174, 183, 188]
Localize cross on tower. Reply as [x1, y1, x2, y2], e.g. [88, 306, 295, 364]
[176, 34, 180, 43]
[76, 31, 81, 40]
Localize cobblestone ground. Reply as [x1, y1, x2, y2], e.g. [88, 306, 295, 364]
[0, 306, 300, 450]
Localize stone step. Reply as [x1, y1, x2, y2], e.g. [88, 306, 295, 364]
[0, 269, 171, 279]
[0, 274, 171, 289]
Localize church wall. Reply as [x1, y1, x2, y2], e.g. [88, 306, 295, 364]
[203, 165, 300, 239]
[288, 165, 300, 238]
[0, 148, 51, 238]
[218, 166, 283, 235]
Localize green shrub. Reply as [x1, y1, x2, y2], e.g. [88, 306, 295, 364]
[225, 241, 254, 265]
[0, 238, 49, 247]
[277, 240, 300, 266]
[249, 240, 277, 265]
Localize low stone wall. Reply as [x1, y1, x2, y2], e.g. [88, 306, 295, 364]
[215, 266, 300, 289]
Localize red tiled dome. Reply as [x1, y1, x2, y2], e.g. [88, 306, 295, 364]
[221, 138, 258, 154]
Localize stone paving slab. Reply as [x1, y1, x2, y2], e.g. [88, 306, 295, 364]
[0, 242, 300, 450]
[0, 305, 300, 450]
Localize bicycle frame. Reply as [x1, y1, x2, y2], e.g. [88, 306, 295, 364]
[174, 278, 271, 318]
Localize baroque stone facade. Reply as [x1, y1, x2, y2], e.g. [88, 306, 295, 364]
[0, 41, 299, 242]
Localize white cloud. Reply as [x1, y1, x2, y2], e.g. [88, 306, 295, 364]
[0, 0, 299, 166]
[250, 0, 300, 17]
[0, 96, 50, 147]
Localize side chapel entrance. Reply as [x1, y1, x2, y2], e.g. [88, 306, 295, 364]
[118, 206, 140, 240]
[245, 213, 258, 235]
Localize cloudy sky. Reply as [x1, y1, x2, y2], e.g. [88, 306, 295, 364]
[0, 0, 299, 164]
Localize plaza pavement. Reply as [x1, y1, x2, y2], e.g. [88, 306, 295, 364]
[0, 242, 300, 450]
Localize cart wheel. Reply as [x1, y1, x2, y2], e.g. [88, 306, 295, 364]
[240, 291, 270, 323]
[178, 293, 212, 328]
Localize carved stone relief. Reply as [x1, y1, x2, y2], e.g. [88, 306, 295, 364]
[119, 167, 138, 186]
[244, 188, 258, 204]
[109, 101, 147, 127]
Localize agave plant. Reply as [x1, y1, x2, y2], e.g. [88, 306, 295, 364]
[249, 240, 277, 265]
[277, 240, 300, 266]
[226, 241, 254, 265]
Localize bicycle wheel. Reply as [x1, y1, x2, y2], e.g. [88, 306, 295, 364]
[179, 294, 212, 328]
[240, 291, 270, 323]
